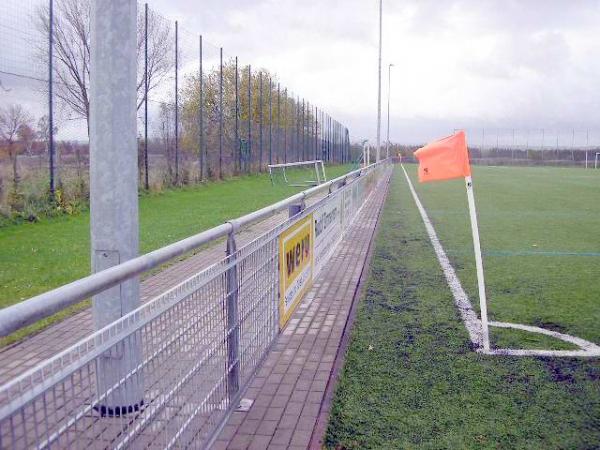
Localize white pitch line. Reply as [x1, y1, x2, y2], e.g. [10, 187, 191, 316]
[400, 165, 483, 348]
[400, 164, 600, 358]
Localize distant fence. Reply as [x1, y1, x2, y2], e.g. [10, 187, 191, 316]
[0, 0, 351, 212]
[394, 145, 600, 168]
[0, 160, 392, 449]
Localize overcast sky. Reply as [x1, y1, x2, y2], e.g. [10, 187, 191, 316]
[145, 0, 600, 145]
[1, 1, 598, 145]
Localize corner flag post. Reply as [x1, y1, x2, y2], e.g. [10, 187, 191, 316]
[464, 176, 490, 351]
[414, 131, 491, 352]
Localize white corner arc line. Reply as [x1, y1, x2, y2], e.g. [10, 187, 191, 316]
[400, 165, 600, 358]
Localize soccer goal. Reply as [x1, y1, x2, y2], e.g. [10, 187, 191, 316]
[268, 160, 327, 187]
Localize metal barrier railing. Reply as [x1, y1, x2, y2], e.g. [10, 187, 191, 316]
[0, 161, 392, 449]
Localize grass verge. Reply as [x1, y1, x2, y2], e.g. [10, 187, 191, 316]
[0, 165, 352, 346]
[325, 166, 599, 449]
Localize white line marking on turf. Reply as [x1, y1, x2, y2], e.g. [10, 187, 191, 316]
[400, 165, 483, 348]
[400, 165, 600, 358]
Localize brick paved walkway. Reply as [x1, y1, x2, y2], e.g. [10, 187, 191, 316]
[211, 176, 390, 450]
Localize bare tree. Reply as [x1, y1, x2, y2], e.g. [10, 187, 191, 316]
[0, 105, 33, 188]
[36, 0, 173, 135]
[18, 124, 36, 157]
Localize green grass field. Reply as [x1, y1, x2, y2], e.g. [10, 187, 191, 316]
[326, 165, 599, 449]
[406, 164, 599, 348]
[0, 165, 351, 345]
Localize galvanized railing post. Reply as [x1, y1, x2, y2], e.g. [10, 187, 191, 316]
[288, 193, 306, 218]
[225, 221, 241, 403]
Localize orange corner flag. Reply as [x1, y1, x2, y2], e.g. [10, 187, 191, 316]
[414, 131, 471, 183]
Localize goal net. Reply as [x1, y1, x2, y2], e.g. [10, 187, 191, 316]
[268, 160, 327, 187]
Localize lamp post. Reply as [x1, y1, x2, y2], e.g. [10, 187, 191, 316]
[386, 63, 394, 159]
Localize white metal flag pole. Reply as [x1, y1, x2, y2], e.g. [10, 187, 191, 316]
[464, 175, 490, 351]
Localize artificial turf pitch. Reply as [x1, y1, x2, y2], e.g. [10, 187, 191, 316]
[325, 165, 599, 449]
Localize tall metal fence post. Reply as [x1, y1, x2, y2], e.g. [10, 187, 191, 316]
[304, 100, 307, 161]
[225, 227, 240, 403]
[235, 57, 239, 173]
[314, 106, 318, 161]
[334, 121, 338, 163]
[294, 95, 300, 161]
[174, 20, 179, 185]
[283, 89, 287, 163]
[337, 121, 340, 163]
[90, 0, 142, 416]
[329, 116, 332, 162]
[277, 83, 281, 164]
[330, 116, 333, 162]
[305, 101, 309, 161]
[48, 0, 55, 199]
[333, 120, 335, 163]
[143, 3, 149, 190]
[199, 35, 204, 181]
[269, 77, 272, 165]
[247, 65, 252, 172]
[259, 72, 263, 171]
[219, 47, 223, 178]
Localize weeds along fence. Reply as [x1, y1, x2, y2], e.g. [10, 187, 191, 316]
[0, 0, 351, 219]
[0, 160, 392, 449]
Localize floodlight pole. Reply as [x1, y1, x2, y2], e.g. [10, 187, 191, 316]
[464, 176, 490, 352]
[90, 0, 142, 414]
[376, 0, 383, 162]
[386, 63, 393, 159]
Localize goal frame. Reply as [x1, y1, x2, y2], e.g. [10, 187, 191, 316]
[268, 160, 327, 187]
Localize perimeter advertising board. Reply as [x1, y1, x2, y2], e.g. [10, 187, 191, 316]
[313, 194, 342, 276]
[341, 185, 354, 229]
[278, 214, 314, 329]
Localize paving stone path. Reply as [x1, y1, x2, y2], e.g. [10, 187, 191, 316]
[211, 176, 390, 450]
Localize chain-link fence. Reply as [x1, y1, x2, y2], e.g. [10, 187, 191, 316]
[393, 128, 600, 168]
[0, 0, 352, 219]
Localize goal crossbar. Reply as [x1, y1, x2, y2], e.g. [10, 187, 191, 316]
[268, 160, 327, 187]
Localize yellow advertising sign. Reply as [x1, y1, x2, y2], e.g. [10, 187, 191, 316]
[278, 214, 314, 329]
